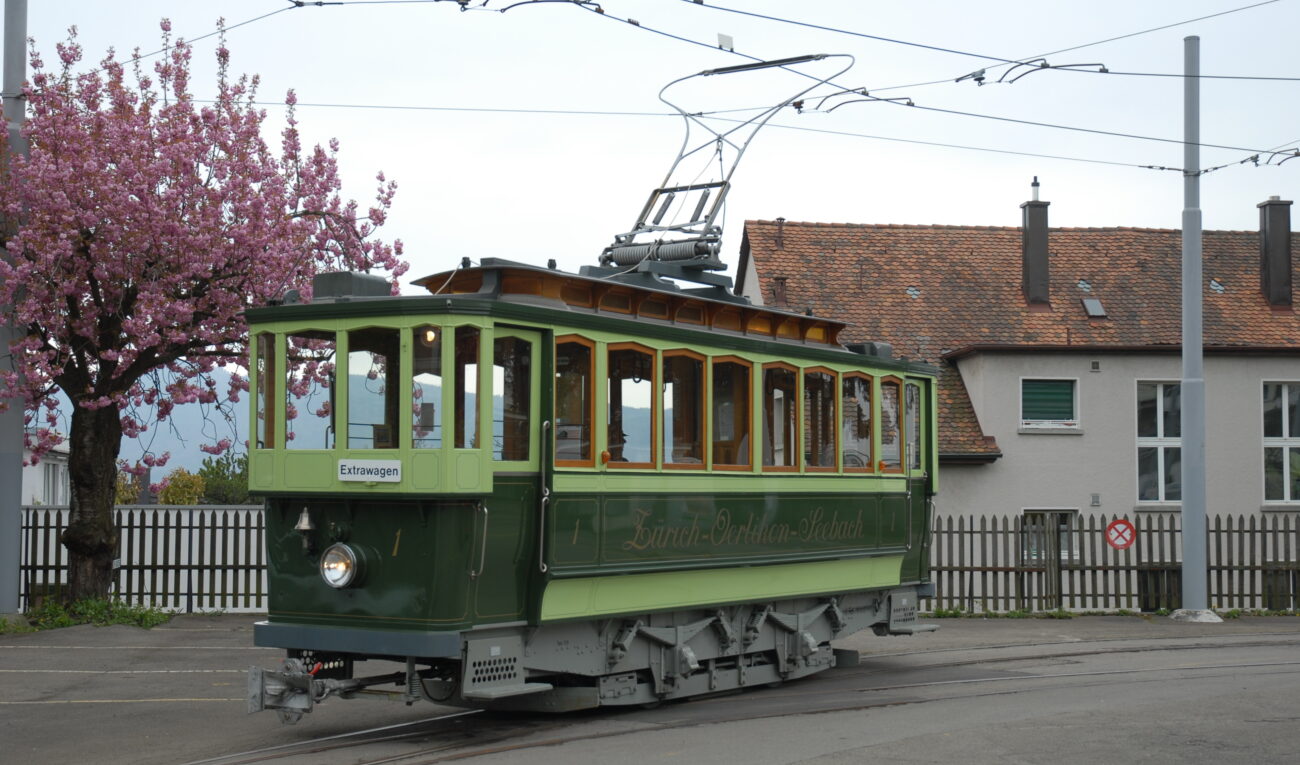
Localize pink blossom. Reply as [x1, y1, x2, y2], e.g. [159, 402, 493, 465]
[2, 23, 404, 469]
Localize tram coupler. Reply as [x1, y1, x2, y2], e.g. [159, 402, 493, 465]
[248, 659, 317, 722]
[249, 658, 395, 723]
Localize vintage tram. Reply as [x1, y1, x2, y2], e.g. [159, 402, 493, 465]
[246, 258, 938, 720]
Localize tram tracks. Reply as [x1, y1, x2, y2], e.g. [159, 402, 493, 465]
[186, 630, 1300, 765]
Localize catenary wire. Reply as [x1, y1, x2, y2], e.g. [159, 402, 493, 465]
[686, 0, 1294, 88]
[553, 1, 1294, 157]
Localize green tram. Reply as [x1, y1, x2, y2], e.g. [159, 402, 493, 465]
[248, 260, 937, 719]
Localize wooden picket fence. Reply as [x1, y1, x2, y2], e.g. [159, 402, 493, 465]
[21, 505, 266, 613]
[929, 512, 1300, 613]
[20, 507, 1300, 614]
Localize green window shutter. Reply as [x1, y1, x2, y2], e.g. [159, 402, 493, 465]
[1022, 380, 1075, 422]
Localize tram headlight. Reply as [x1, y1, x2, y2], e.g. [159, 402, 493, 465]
[319, 543, 362, 589]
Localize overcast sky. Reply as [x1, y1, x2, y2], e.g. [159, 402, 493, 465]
[13, 0, 1300, 291]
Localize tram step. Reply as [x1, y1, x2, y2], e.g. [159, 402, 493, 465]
[887, 622, 940, 635]
[462, 682, 555, 701]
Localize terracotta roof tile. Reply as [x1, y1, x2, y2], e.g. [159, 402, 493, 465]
[743, 219, 1300, 460]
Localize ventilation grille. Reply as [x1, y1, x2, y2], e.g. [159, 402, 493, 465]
[471, 656, 520, 685]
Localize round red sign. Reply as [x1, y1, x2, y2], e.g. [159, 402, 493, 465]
[1106, 519, 1136, 550]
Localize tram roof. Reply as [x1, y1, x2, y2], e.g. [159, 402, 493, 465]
[410, 258, 853, 352]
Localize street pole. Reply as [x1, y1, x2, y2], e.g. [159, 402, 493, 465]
[1, 0, 28, 619]
[1172, 34, 1220, 623]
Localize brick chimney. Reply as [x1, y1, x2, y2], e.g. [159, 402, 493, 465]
[1258, 196, 1292, 307]
[1021, 177, 1050, 306]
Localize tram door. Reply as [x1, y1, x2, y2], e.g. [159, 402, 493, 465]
[472, 328, 543, 622]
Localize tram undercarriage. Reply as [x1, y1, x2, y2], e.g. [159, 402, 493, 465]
[250, 586, 933, 720]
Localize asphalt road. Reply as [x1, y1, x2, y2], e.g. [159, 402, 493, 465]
[2, 613, 1298, 764]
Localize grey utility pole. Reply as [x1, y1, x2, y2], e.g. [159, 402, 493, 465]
[0, 0, 27, 619]
[1172, 35, 1219, 623]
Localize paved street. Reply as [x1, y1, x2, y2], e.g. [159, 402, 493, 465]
[2, 613, 1298, 764]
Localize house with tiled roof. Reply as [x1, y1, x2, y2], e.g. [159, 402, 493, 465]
[736, 191, 1300, 529]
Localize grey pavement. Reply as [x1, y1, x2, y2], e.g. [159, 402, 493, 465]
[2, 612, 1299, 764]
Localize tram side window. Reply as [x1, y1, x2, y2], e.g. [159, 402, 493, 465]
[493, 337, 531, 461]
[906, 382, 923, 471]
[880, 378, 903, 472]
[454, 327, 480, 449]
[348, 328, 400, 449]
[712, 359, 751, 468]
[663, 352, 704, 466]
[804, 369, 836, 469]
[285, 330, 336, 450]
[255, 333, 275, 449]
[412, 325, 442, 449]
[607, 345, 655, 466]
[555, 338, 594, 465]
[763, 365, 798, 469]
[842, 374, 873, 471]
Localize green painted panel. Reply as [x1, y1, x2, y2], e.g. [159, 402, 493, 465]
[547, 492, 899, 571]
[251, 452, 275, 490]
[284, 452, 334, 489]
[455, 451, 483, 490]
[411, 451, 441, 490]
[552, 472, 907, 494]
[540, 555, 904, 621]
[549, 497, 601, 565]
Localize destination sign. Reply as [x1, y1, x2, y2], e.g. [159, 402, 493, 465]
[337, 459, 402, 483]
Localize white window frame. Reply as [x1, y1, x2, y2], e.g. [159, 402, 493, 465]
[1262, 381, 1300, 504]
[1018, 377, 1080, 431]
[1136, 381, 1181, 504]
[1021, 508, 1080, 562]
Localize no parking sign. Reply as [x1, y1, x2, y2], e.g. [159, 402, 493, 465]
[1106, 519, 1136, 550]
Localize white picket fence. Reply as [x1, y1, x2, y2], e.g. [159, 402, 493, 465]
[22, 505, 267, 613]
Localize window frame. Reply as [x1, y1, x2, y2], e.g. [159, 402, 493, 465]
[1136, 380, 1181, 504]
[1019, 377, 1080, 430]
[762, 361, 801, 473]
[1263, 381, 1300, 504]
[802, 366, 839, 473]
[662, 349, 707, 471]
[554, 334, 596, 469]
[840, 372, 874, 474]
[878, 375, 905, 474]
[606, 341, 658, 470]
[284, 328, 338, 452]
[345, 325, 402, 451]
[710, 355, 754, 471]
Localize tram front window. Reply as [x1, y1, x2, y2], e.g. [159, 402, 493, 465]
[493, 337, 531, 461]
[412, 325, 442, 449]
[285, 330, 336, 450]
[555, 339, 593, 465]
[348, 328, 400, 449]
[455, 327, 480, 449]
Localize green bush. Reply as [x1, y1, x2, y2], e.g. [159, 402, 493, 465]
[198, 452, 253, 505]
[159, 467, 205, 505]
[3, 598, 172, 634]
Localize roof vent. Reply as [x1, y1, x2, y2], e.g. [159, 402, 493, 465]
[1209, 278, 1226, 294]
[1077, 279, 1092, 293]
[312, 271, 392, 302]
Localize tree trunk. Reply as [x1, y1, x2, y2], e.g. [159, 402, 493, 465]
[60, 404, 123, 601]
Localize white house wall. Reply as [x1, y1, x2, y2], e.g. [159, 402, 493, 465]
[937, 352, 1300, 519]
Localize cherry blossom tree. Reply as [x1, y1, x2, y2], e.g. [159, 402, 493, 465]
[0, 22, 406, 600]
